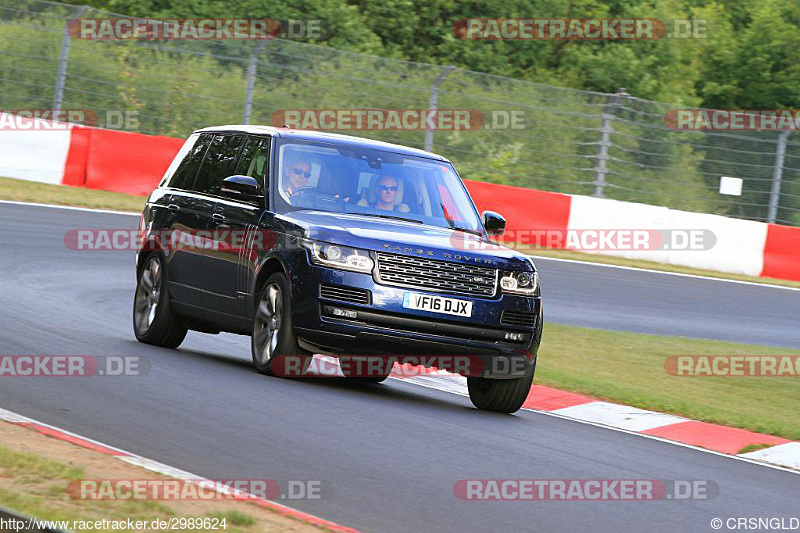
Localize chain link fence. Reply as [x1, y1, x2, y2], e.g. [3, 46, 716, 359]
[2, 0, 799, 226]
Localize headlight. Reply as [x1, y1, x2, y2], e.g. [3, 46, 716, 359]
[303, 240, 374, 274]
[499, 270, 538, 296]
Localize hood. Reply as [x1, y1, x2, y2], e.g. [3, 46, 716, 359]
[278, 210, 533, 271]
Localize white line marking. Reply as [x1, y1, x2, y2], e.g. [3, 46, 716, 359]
[389, 377, 800, 474]
[550, 401, 688, 432]
[0, 407, 132, 454]
[120, 456, 276, 501]
[740, 442, 800, 469]
[529, 254, 800, 292]
[0, 406, 351, 529]
[0, 199, 140, 217]
[0, 409, 37, 424]
[2, 199, 798, 291]
[120, 456, 204, 480]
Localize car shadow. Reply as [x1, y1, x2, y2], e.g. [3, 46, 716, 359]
[125, 340, 530, 419]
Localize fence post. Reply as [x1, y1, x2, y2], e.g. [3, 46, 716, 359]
[424, 65, 454, 152]
[53, 5, 88, 112]
[593, 87, 628, 198]
[243, 41, 268, 125]
[767, 130, 791, 224]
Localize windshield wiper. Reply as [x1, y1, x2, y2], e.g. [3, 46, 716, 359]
[364, 213, 423, 224]
[449, 226, 484, 236]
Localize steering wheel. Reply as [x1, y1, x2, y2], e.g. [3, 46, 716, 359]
[289, 186, 317, 198]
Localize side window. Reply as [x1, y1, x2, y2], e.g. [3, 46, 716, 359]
[167, 133, 211, 190]
[192, 134, 245, 196]
[159, 134, 198, 188]
[235, 136, 270, 191]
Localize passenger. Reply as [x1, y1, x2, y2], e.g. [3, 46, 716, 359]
[358, 175, 410, 212]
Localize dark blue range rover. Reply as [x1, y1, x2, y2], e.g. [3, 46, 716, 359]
[134, 125, 542, 413]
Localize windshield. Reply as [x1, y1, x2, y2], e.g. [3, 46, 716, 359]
[273, 140, 483, 233]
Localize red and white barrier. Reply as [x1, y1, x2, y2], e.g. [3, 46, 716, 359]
[566, 195, 769, 276]
[462, 179, 799, 281]
[1, 122, 799, 282]
[762, 224, 800, 281]
[464, 179, 572, 238]
[0, 112, 73, 184]
[0, 113, 182, 194]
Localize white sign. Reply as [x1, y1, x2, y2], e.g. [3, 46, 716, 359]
[719, 176, 743, 196]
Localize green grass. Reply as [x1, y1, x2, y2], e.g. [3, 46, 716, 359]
[738, 443, 774, 454]
[0, 446, 174, 528]
[0, 445, 85, 481]
[538, 324, 800, 441]
[208, 510, 258, 527]
[0, 443, 306, 532]
[0, 177, 146, 212]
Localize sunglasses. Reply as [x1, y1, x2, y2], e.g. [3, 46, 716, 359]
[291, 168, 311, 178]
[379, 185, 398, 192]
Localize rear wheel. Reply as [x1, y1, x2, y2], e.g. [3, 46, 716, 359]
[133, 254, 187, 349]
[467, 358, 536, 413]
[251, 273, 312, 376]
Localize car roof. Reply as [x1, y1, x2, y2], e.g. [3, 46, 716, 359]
[192, 125, 449, 162]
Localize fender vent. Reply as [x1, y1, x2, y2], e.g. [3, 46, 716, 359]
[501, 310, 537, 328]
[320, 284, 371, 305]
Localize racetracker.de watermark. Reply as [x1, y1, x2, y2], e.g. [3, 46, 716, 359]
[271, 109, 507, 131]
[453, 18, 707, 40]
[665, 109, 800, 131]
[64, 229, 280, 252]
[0, 109, 139, 131]
[67, 479, 331, 500]
[451, 229, 716, 252]
[271, 354, 533, 378]
[0, 356, 149, 376]
[454, 479, 718, 500]
[68, 18, 326, 40]
[665, 356, 800, 377]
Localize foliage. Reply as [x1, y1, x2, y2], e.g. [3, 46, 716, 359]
[3, 0, 800, 222]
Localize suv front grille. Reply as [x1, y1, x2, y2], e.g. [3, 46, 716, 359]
[375, 252, 497, 297]
[319, 284, 371, 305]
[501, 310, 537, 328]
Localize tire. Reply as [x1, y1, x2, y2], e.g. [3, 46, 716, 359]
[339, 356, 392, 383]
[133, 254, 188, 349]
[251, 272, 312, 376]
[467, 357, 536, 413]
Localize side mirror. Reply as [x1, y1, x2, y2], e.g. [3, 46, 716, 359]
[221, 175, 261, 198]
[482, 210, 506, 237]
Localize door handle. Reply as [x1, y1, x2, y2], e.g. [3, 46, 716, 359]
[167, 204, 180, 212]
[212, 213, 225, 222]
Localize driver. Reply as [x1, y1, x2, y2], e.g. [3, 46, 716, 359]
[282, 157, 312, 196]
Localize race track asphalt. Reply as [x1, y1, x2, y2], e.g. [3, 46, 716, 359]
[1, 202, 798, 532]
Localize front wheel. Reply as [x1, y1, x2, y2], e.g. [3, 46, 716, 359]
[467, 358, 536, 413]
[133, 254, 187, 349]
[251, 273, 311, 376]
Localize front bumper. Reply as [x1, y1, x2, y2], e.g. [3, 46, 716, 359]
[289, 260, 542, 379]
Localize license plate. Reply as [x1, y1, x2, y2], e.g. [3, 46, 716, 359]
[402, 292, 473, 317]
